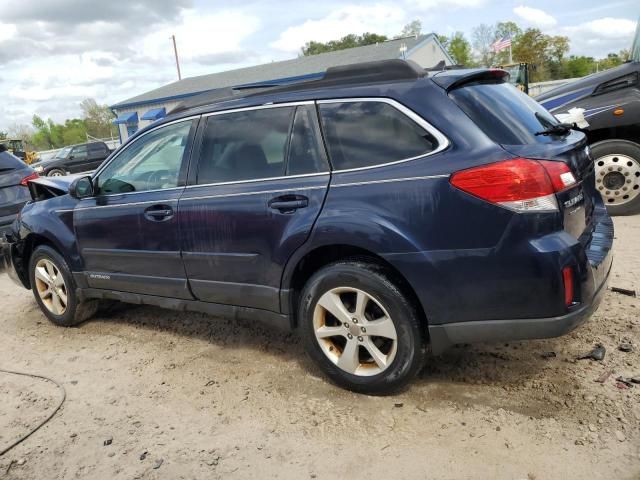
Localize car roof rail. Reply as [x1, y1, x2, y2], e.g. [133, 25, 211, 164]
[170, 59, 429, 115]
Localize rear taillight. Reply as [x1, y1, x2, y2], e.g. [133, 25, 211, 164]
[20, 172, 39, 187]
[450, 158, 576, 212]
[562, 266, 574, 307]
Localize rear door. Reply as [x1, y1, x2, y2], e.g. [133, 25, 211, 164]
[87, 143, 109, 172]
[68, 145, 89, 173]
[179, 103, 330, 312]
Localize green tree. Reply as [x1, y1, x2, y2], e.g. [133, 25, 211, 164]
[0, 131, 6, 140]
[472, 23, 496, 67]
[546, 35, 570, 78]
[398, 20, 422, 38]
[80, 98, 115, 139]
[301, 32, 388, 56]
[512, 28, 551, 81]
[447, 32, 474, 66]
[492, 21, 522, 65]
[563, 55, 595, 78]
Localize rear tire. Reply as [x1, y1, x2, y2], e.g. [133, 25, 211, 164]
[29, 245, 97, 327]
[591, 139, 640, 216]
[298, 260, 426, 395]
[47, 168, 66, 177]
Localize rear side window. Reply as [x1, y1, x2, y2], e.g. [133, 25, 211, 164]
[449, 81, 561, 145]
[287, 105, 329, 176]
[89, 143, 107, 154]
[197, 107, 294, 184]
[318, 101, 437, 170]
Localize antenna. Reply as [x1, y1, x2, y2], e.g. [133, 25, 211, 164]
[171, 34, 182, 81]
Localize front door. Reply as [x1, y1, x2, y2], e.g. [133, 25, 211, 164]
[74, 119, 197, 298]
[180, 104, 330, 312]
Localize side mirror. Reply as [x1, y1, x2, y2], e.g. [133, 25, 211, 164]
[68, 154, 75, 160]
[69, 175, 95, 199]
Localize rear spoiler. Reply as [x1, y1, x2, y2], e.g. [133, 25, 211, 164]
[430, 68, 510, 91]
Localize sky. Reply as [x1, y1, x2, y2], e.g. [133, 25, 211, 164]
[0, 0, 637, 131]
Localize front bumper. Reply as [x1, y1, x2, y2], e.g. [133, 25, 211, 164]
[0, 233, 25, 287]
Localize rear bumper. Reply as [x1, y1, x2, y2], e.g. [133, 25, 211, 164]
[427, 204, 614, 355]
[428, 255, 611, 354]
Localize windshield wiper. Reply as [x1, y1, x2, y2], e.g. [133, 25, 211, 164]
[534, 122, 574, 136]
[534, 112, 574, 136]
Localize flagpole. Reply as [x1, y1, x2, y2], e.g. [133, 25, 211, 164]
[509, 43, 513, 64]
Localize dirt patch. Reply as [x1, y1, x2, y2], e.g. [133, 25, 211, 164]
[0, 216, 639, 479]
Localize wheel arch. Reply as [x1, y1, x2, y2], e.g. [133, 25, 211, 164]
[282, 243, 429, 336]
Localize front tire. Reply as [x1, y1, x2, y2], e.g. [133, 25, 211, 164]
[299, 260, 425, 394]
[29, 245, 97, 326]
[591, 139, 640, 216]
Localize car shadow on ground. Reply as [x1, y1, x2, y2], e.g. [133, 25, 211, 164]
[91, 300, 573, 416]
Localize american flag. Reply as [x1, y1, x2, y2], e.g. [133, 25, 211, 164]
[491, 35, 512, 53]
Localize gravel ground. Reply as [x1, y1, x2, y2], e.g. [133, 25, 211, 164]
[0, 216, 639, 480]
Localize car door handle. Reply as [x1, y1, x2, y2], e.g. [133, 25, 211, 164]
[144, 205, 174, 221]
[268, 195, 309, 213]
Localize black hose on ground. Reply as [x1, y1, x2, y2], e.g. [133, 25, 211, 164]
[0, 368, 66, 457]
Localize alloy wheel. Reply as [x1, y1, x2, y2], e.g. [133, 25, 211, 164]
[313, 287, 398, 376]
[34, 258, 68, 315]
[594, 154, 640, 206]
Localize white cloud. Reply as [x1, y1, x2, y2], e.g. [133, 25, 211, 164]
[561, 17, 637, 57]
[270, 4, 406, 52]
[513, 6, 557, 28]
[408, 0, 486, 9]
[143, 10, 260, 62]
[0, 22, 17, 42]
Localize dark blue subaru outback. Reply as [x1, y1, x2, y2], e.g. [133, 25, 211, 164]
[0, 60, 613, 394]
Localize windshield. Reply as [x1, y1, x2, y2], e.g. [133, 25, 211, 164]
[55, 147, 72, 159]
[449, 81, 561, 145]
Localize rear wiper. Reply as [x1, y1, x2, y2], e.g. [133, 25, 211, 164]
[534, 122, 574, 136]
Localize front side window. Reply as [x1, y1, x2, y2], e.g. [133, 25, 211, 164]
[318, 101, 438, 170]
[197, 107, 294, 184]
[55, 147, 72, 159]
[96, 120, 192, 194]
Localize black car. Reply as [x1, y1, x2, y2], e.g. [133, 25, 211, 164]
[0, 148, 37, 235]
[31, 141, 113, 177]
[1, 60, 613, 394]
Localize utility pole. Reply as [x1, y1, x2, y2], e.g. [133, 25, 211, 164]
[172, 35, 182, 81]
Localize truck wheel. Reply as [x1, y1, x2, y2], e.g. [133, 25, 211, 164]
[591, 139, 640, 216]
[47, 168, 66, 177]
[298, 260, 426, 394]
[29, 245, 98, 327]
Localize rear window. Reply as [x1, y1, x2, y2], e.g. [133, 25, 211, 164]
[318, 101, 438, 171]
[449, 81, 560, 145]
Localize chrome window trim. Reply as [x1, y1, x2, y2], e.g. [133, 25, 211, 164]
[332, 174, 449, 188]
[69, 186, 327, 211]
[180, 185, 327, 203]
[316, 97, 450, 173]
[185, 172, 330, 189]
[91, 115, 200, 181]
[89, 98, 449, 196]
